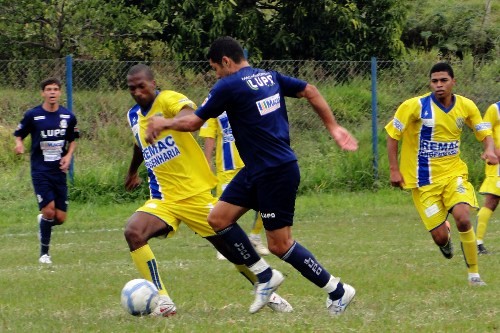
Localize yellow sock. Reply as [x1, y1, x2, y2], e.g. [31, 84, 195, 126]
[476, 207, 492, 242]
[250, 212, 264, 235]
[459, 228, 478, 274]
[131, 244, 170, 296]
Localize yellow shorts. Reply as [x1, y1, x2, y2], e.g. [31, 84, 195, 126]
[411, 175, 478, 231]
[136, 191, 217, 238]
[216, 169, 240, 198]
[479, 176, 500, 197]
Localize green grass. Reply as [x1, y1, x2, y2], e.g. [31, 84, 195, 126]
[1, 190, 499, 332]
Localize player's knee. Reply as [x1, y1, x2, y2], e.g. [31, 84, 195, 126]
[267, 239, 293, 257]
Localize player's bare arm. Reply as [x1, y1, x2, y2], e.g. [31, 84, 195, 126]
[145, 113, 204, 144]
[59, 141, 76, 172]
[125, 144, 144, 191]
[298, 83, 358, 151]
[14, 136, 24, 154]
[387, 136, 405, 188]
[481, 136, 499, 165]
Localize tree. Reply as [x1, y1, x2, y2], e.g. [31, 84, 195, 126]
[0, 0, 164, 59]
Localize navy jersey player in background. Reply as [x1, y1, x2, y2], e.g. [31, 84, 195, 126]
[14, 78, 78, 264]
[145, 36, 358, 316]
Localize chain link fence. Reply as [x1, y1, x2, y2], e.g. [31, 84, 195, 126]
[1, 57, 498, 193]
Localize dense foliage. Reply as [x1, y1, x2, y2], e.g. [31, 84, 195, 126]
[7, 0, 497, 61]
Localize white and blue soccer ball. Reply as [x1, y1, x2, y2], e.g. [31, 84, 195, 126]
[120, 279, 159, 316]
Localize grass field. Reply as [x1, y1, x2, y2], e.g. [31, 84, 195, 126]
[1, 190, 499, 332]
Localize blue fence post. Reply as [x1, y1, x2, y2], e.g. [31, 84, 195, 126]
[65, 55, 75, 184]
[371, 57, 379, 181]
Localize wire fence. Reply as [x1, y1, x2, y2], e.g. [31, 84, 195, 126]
[0, 57, 498, 189]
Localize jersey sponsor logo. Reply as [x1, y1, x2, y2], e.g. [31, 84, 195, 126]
[418, 139, 459, 158]
[201, 94, 211, 107]
[243, 73, 275, 90]
[143, 135, 181, 169]
[41, 129, 66, 138]
[34, 116, 45, 120]
[475, 122, 491, 131]
[60, 114, 70, 119]
[256, 93, 281, 116]
[392, 117, 404, 132]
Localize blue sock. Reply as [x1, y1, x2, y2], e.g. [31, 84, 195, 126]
[281, 241, 331, 288]
[217, 224, 272, 282]
[39, 216, 54, 256]
[329, 283, 345, 301]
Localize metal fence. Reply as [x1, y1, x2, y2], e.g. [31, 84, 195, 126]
[1, 56, 498, 184]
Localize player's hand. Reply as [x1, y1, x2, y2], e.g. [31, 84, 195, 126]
[146, 116, 171, 144]
[14, 143, 24, 154]
[125, 172, 141, 191]
[389, 170, 405, 189]
[482, 151, 499, 165]
[59, 155, 71, 173]
[331, 126, 358, 151]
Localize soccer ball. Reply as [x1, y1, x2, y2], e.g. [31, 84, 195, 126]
[120, 279, 159, 316]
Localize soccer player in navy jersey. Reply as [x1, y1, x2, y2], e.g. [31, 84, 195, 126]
[14, 78, 78, 264]
[145, 36, 358, 315]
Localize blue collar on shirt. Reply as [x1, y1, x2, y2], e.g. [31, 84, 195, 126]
[140, 90, 160, 117]
[430, 93, 456, 113]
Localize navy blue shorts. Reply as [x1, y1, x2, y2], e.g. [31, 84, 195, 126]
[220, 161, 300, 231]
[31, 172, 68, 211]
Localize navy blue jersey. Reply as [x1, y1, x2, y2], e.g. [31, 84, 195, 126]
[14, 105, 78, 174]
[195, 66, 307, 176]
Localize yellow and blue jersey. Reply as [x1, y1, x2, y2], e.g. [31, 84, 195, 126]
[483, 101, 500, 177]
[127, 90, 217, 202]
[199, 111, 245, 173]
[385, 93, 491, 188]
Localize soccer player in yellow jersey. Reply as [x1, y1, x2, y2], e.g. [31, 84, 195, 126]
[477, 101, 500, 254]
[200, 113, 270, 259]
[385, 62, 498, 286]
[124, 64, 292, 317]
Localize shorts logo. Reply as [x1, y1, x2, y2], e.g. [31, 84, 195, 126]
[424, 204, 439, 217]
[256, 93, 280, 116]
[260, 212, 276, 219]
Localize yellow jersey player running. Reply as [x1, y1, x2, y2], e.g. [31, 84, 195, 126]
[124, 64, 292, 317]
[385, 62, 498, 286]
[200, 112, 270, 260]
[477, 101, 500, 254]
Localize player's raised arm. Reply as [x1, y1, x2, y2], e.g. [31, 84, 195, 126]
[298, 83, 358, 151]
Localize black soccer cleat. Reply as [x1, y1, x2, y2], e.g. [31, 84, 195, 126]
[477, 244, 489, 255]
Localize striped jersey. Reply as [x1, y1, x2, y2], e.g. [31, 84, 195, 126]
[483, 101, 500, 177]
[385, 93, 491, 188]
[127, 90, 217, 201]
[199, 111, 245, 173]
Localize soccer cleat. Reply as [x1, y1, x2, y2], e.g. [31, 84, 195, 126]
[249, 235, 270, 256]
[468, 277, 487, 286]
[216, 251, 227, 260]
[150, 295, 177, 317]
[326, 283, 355, 316]
[250, 269, 285, 314]
[39, 254, 52, 264]
[477, 244, 489, 255]
[439, 221, 454, 259]
[266, 292, 293, 313]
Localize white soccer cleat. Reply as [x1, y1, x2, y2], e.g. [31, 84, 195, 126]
[150, 295, 177, 317]
[250, 269, 285, 314]
[39, 254, 52, 264]
[267, 292, 293, 313]
[468, 277, 487, 286]
[326, 283, 355, 316]
[249, 235, 270, 256]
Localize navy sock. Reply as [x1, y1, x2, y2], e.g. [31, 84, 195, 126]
[39, 216, 54, 256]
[281, 241, 331, 288]
[217, 224, 273, 281]
[329, 282, 345, 301]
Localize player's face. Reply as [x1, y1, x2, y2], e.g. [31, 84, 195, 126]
[430, 71, 455, 100]
[127, 72, 156, 108]
[41, 83, 61, 105]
